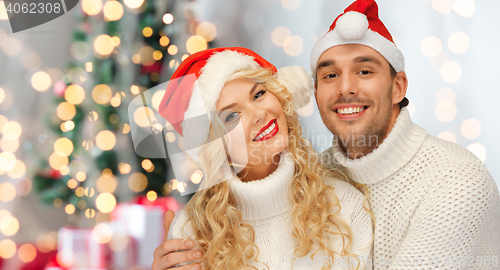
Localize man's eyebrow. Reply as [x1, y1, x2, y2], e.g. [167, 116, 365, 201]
[217, 83, 259, 116]
[317, 60, 335, 71]
[354, 56, 382, 66]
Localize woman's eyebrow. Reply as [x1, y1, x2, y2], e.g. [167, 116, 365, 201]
[217, 83, 259, 116]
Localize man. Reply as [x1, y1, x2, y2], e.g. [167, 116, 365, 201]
[313, 0, 500, 268]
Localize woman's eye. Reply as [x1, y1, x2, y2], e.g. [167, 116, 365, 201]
[358, 70, 371, 75]
[225, 112, 238, 122]
[254, 90, 266, 100]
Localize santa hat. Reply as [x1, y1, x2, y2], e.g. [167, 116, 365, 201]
[310, 0, 404, 76]
[159, 47, 312, 156]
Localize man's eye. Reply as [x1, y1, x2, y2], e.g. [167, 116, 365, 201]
[254, 90, 266, 100]
[325, 74, 338, 79]
[358, 70, 371, 75]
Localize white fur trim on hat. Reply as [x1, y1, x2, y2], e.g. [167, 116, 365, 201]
[310, 28, 405, 76]
[276, 66, 313, 110]
[336, 11, 369, 40]
[181, 50, 260, 153]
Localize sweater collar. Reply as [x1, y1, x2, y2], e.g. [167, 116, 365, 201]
[325, 107, 428, 185]
[228, 151, 295, 221]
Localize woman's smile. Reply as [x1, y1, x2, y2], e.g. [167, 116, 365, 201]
[253, 119, 279, 141]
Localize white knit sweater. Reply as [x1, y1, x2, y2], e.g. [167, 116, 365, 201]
[321, 107, 500, 270]
[168, 151, 374, 269]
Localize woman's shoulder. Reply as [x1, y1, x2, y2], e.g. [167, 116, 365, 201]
[323, 176, 369, 218]
[168, 208, 195, 240]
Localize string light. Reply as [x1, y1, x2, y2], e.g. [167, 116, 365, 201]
[56, 102, 76, 121]
[82, 0, 102, 15]
[142, 27, 153, 37]
[96, 130, 116, 151]
[31, 71, 52, 92]
[103, 0, 124, 21]
[94, 35, 114, 56]
[92, 84, 112, 104]
[95, 193, 116, 213]
[124, 0, 144, 9]
[162, 13, 174, 24]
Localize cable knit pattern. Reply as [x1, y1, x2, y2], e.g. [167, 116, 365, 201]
[169, 151, 373, 269]
[321, 108, 500, 269]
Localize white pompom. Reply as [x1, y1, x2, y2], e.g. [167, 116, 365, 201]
[276, 66, 313, 110]
[335, 11, 369, 40]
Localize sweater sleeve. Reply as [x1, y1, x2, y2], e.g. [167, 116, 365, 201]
[326, 177, 374, 270]
[166, 209, 198, 268]
[387, 158, 500, 270]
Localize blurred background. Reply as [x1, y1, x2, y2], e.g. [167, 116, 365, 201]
[0, 0, 497, 269]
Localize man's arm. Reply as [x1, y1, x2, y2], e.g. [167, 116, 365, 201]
[388, 159, 500, 269]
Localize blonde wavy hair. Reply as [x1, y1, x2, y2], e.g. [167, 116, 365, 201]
[182, 68, 371, 270]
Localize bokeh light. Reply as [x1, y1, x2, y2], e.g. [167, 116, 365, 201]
[167, 45, 178, 55]
[31, 71, 52, 92]
[432, 0, 453, 14]
[103, 0, 124, 21]
[0, 182, 16, 202]
[71, 42, 89, 61]
[163, 13, 174, 24]
[18, 244, 37, 263]
[96, 130, 116, 151]
[435, 87, 456, 104]
[0, 152, 16, 171]
[128, 172, 148, 192]
[2, 37, 23, 56]
[76, 171, 86, 182]
[151, 90, 165, 111]
[53, 198, 63, 208]
[0, 216, 19, 236]
[95, 193, 116, 213]
[93, 223, 113, 244]
[138, 46, 155, 66]
[271, 26, 291, 47]
[153, 50, 163, 61]
[7, 160, 26, 179]
[67, 179, 78, 189]
[0, 239, 16, 259]
[448, 32, 470, 54]
[65, 204, 75, 215]
[186, 35, 207, 54]
[159, 36, 170, 47]
[124, 0, 144, 9]
[0, 87, 4, 104]
[147, 190, 157, 201]
[23, 52, 42, 71]
[196, 22, 217, 42]
[191, 169, 203, 184]
[96, 174, 118, 193]
[119, 163, 131, 174]
[64, 85, 86, 105]
[421, 36, 442, 58]
[2, 121, 22, 139]
[283, 35, 303, 56]
[142, 27, 153, 37]
[166, 132, 175, 143]
[56, 102, 76, 121]
[461, 118, 481, 140]
[281, 0, 300, 10]
[84, 187, 95, 197]
[467, 143, 486, 162]
[440, 61, 462, 83]
[75, 187, 85, 197]
[0, 1, 9, 20]
[453, 0, 475, 18]
[49, 152, 69, 170]
[85, 208, 96, 218]
[437, 131, 457, 143]
[435, 101, 457, 122]
[54, 138, 74, 156]
[94, 35, 114, 56]
[82, 0, 102, 15]
[92, 84, 112, 104]
[134, 107, 156, 128]
[37, 234, 57, 253]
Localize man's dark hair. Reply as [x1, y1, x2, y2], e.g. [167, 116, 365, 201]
[390, 65, 409, 108]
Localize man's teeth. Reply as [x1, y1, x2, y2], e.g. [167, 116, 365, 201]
[255, 122, 276, 140]
[337, 107, 365, 115]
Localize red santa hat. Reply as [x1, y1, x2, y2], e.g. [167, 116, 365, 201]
[310, 0, 404, 76]
[159, 47, 312, 156]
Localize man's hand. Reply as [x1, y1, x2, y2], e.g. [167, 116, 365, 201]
[152, 210, 201, 270]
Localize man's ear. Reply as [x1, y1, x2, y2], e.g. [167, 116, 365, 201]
[392, 72, 408, 105]
[314, 80, 318, 101]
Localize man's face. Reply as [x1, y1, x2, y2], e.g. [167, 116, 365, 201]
[314, 44, 406, 158]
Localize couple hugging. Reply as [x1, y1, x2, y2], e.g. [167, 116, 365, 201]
[152, 0, 500, 269]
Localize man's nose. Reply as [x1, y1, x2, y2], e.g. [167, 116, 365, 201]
[338, 73, 357, 96]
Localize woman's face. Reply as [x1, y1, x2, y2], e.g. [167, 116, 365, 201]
[215, 78, 288, 168]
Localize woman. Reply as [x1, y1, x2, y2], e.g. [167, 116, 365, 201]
[153, 47, 373, 270]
